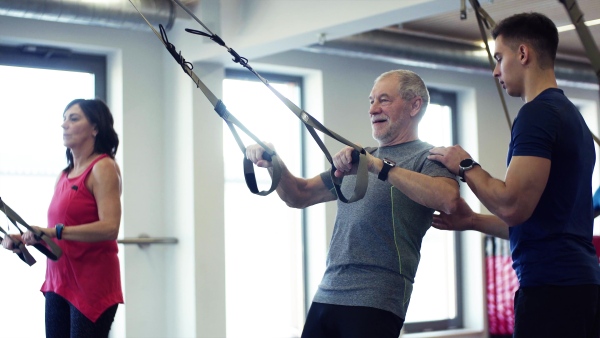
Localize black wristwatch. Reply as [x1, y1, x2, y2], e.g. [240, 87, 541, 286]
[378, 158, 396, 181]
[458, 158, 479, 182]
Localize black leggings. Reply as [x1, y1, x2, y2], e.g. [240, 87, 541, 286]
[301, 302, 404, 338]
[44, 292, 118, 338]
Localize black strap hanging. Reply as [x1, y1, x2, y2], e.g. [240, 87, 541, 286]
[559, 0, 600, 146]
[168, 0, 369, 203]
[129, 1, 282, 197]
[465, 0, 512, 130]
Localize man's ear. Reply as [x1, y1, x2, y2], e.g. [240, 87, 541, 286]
[410, 97, 422, 117]
[519, 44, 530, 65]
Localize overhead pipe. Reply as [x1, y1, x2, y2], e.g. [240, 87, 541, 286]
[0, 0, 176, 31]
[301, 29, 598, 89]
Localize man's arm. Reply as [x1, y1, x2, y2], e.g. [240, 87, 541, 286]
[270, 161, 336, 208]
[246, 144, 336, 209]
[465, 156, 549, 226]
[471, 214, 511, 239]
[333, 147, 460, 214]
[382, 162, 459, 214]
[432, 197, 510, 239]
[429, 146, 550, 227]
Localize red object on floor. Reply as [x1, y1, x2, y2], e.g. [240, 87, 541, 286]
[593, 236, 600, 264]
[486, 236, 519, 336]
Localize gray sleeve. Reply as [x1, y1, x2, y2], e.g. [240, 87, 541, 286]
[319, 171, 338, 195]
[421, 158, 458, 182]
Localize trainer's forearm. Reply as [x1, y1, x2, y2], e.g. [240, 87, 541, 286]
[471, 213, 510, 239]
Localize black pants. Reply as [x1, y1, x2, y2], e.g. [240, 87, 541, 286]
[513, 284, 600, 338]
[301, 302, 404, 338]
[45, 292, 118, 338]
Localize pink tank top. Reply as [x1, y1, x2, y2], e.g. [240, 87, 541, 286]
[41, 154, 123, 322]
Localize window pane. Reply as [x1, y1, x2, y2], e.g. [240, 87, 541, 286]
[405, 229, 458, 322]
[0, 66, 94, 173]
[406, 103, 458, 324]
[223, 76, 304, 338]
[0, 65, 95, 338]
[419, 104, 453, 147]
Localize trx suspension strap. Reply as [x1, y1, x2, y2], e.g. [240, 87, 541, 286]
[0, 197, 63, 262]
[169, 0, 369, 203]
[465, 0, 513, 129]
[129, 1, 282, 197]
[559, 0, 600, 146]
[560, 0, 600, 205]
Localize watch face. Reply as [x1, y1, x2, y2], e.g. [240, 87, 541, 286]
[460, 158, 474, 167]
[383, 158, 396, 166]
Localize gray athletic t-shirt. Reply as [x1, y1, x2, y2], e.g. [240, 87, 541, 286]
[315, 140, 457, 320]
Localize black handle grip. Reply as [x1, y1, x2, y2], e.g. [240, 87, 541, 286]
[262, 152, 272, 162]
[350, 150, 359, 164]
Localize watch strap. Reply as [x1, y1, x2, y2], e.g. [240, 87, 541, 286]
[55, 224, 64, 240]
[378, 158, 396, 181]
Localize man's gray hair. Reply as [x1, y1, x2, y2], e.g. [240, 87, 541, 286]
[375, 70, 430, 118]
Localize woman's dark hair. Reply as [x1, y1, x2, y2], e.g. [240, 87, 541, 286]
[63, 99, 119, 172]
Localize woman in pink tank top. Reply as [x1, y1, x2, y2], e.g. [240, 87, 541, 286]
[2, 99, 123, 338]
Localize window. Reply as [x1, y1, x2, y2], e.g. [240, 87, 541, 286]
[223, 70, 305, 337]
[0, 44, 105, 338]
[404, 89, 462, 332]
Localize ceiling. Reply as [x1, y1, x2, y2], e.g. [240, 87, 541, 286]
[0, 0, 598, 81]
[384, 0, 600, 63]
[284, 0, 599, 87]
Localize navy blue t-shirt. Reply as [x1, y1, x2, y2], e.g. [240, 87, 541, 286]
[507, 88, 600, 286]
